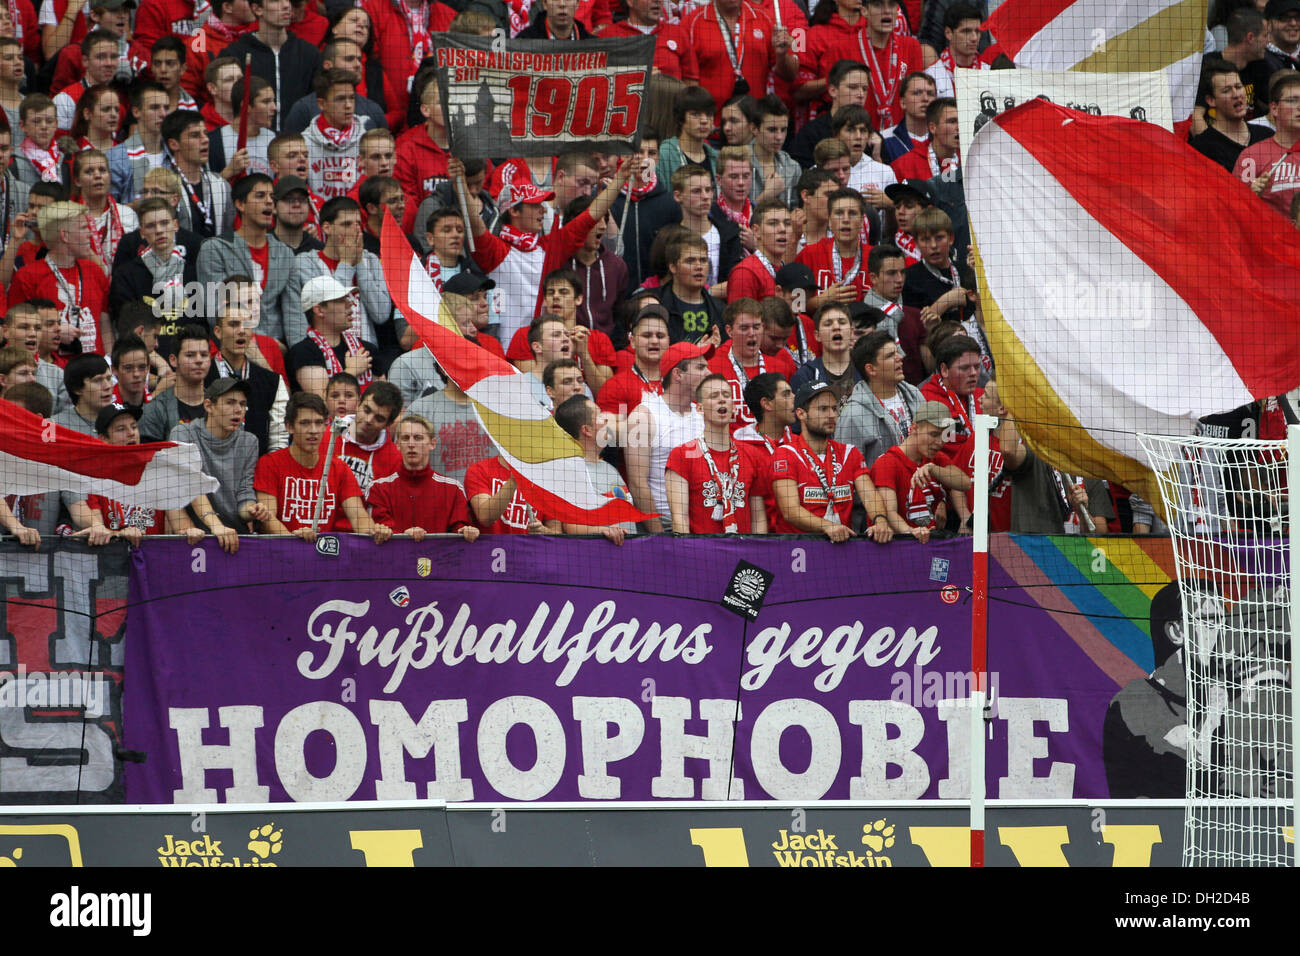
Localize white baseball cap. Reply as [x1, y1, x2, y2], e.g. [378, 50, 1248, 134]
[301, 275, 354, 313]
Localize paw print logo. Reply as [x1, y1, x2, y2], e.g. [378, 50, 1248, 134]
[247, 823, 283, 860]
[861, 820, 895, 853]
[0, 848, 21, 866]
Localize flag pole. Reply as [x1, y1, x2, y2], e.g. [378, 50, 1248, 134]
[970, 412, 997, 868]
[310, 418, 348, 535]
[235, 53, 252, 158]
[457, 174, 476, 254]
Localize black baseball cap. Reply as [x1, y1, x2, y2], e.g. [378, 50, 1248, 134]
[205, 377, 253, 402]
[443, 272, 495, 295]
[794, 381, 834, 410]
[775, 262, 816, 292]
[849, 302, 887, 330]
[94, 402, 142, 435]
[272, 175, 311, 201]
[885, 179, 935, 207]
[1266, 0, 1300, 18]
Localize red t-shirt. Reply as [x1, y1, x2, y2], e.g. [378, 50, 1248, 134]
[735, 423, 793, 529]
[9, 259, 109, 355]
[84, 496, 167, 535]
[463, 457, 549, 534]
[727, 252, 779, 302]
[596, 366, 662, 415]
[681, 3, 780, 122]
[1234, 138, 1300, 219]
[950, 432, 1012, 533]
[506, 324, 618, 368]
[367, 465, 470, 534]
[770, 435, 866, 531]
[248, 241, 271, 290]
[598, 19, 699, 81]
[709, 343, 797, 431]
[870, 444, 946, 529]
[796, 237, 874, 301]
[253, 448, 364, 532]
[665, 438, 770, 533]
[338, 433, 402, 498]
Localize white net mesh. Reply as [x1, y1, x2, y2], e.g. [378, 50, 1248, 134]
[1138, 433, 1295, 867]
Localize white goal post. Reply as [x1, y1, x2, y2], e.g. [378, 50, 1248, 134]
[1138, 429, 1298, 867]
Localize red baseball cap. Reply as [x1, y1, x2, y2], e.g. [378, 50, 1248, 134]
[498, 181, 556, 210]
[659, 341, 713, 379]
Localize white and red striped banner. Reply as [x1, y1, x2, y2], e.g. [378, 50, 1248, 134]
[380, 212, 652, 526]
[967, 98, 1300, 504]
[984, 0, 1208, 123]
[0, 403, 218, 508]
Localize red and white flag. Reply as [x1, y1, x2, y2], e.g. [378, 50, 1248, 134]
[967, 98, 1300, 506]
[0, 403, 218, 508]
[380, 212, 653, 526]
[984, 0, 1209, 125]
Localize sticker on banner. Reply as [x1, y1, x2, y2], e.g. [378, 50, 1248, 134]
[929, 557, 950, 583]
[721, 560, 773, 621]
[389, 586, 411, 608]
[416, 558, 431, 578]
[315, 535, 340, 556]
[940, 585, 960, 604]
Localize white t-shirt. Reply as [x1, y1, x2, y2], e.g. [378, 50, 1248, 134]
[39, 0, 88, 26]
[702, 223, 720, 288]
[848, 154, 898, 194]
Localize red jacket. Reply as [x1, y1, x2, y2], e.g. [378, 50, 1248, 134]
[288, 6, 329, 47]
[131, 0, 204, 61]
[367, 464, 470, 533]
[393, 123, 449, 234]
[180, 19, 254, 103]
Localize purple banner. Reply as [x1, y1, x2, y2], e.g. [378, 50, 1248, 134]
[122, 536, 1150, 803]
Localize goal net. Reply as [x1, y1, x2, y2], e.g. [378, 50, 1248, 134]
[1138, 433, 1295, 867]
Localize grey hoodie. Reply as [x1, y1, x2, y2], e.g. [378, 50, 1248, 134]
[168, 420, 259, 530]
[836, 379, 923, 468]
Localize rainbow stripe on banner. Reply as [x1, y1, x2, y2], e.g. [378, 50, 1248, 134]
[991, 535, 1179, 682]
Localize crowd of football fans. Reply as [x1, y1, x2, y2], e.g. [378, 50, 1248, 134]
[0, 0, 1293, 545]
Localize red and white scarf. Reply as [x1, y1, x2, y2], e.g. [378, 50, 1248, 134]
[621, 168, 657, 202]
[393, 0, 432, 70]
[424, 255, 444, 291]
[506, 0, 533, 35]
[716, 192, 751, 228]
[927, 145, 960, 178]
[859, 31, 903, 129]
[6, 0, 22, 43]
[87, 198, 125, 263]
[894, 229, 919, 263]
[205, 13, 243, 43]
[499, 224, 541, 252]
[315, 113, 360, 148]
[20, 137, 62, 183]
[938, 47, 990, 80]
[307, 327, 372, 388]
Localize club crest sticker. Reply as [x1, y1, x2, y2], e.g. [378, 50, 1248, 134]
[721, 560, 773, 621]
